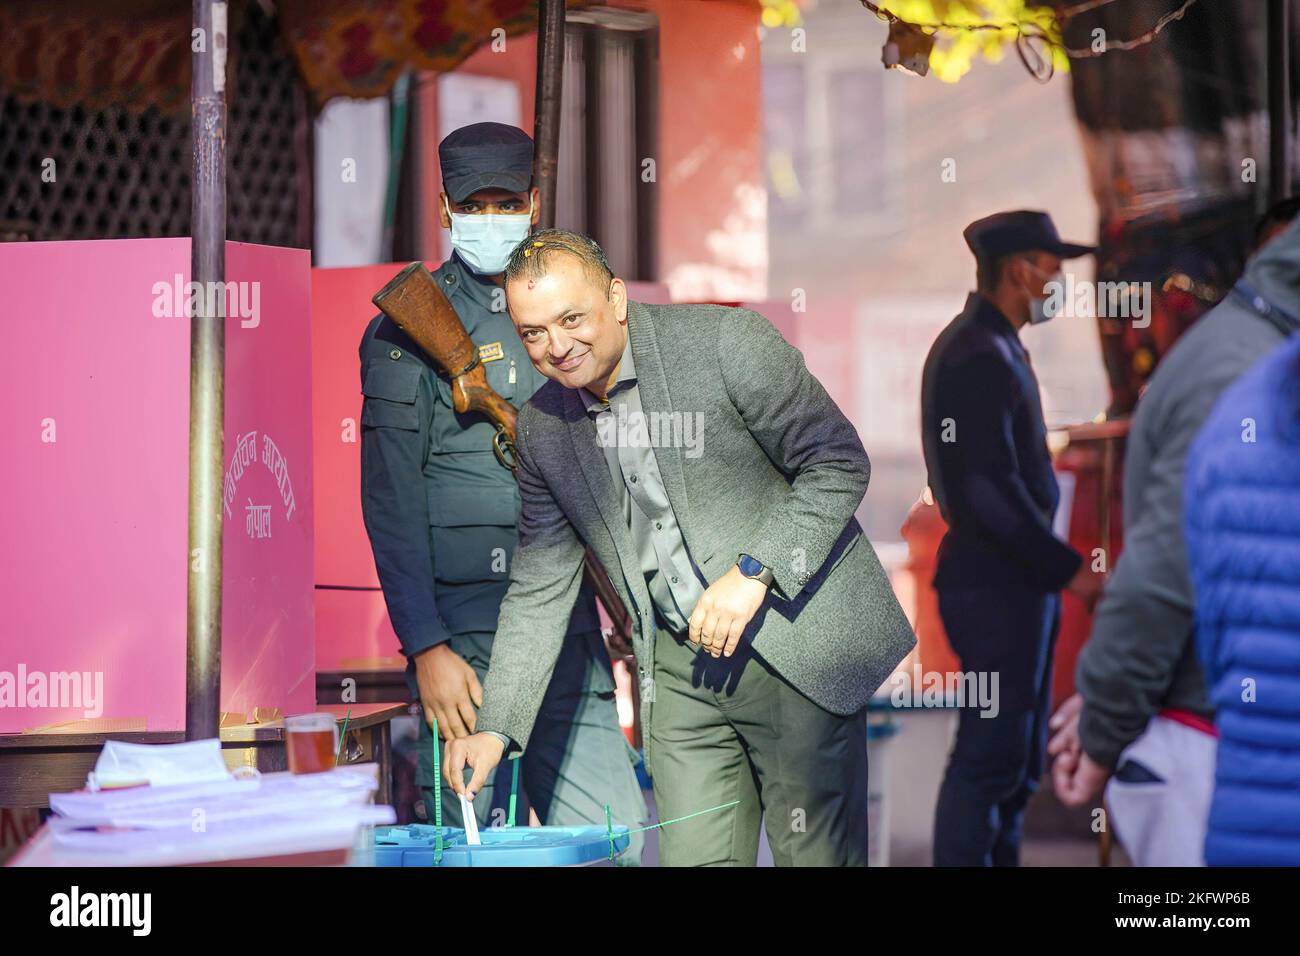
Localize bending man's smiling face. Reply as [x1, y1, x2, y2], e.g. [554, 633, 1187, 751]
[506, 251, 628, 393]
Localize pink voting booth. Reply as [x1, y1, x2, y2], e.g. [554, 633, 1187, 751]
[0, 238, 315, 734]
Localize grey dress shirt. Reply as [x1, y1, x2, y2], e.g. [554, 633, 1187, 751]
[579, 324, 707, 633]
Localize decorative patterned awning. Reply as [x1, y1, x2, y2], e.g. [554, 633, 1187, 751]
[277, 0, 592, 104]
[0, 1, 193, 113]
[0, 0, 596, 114]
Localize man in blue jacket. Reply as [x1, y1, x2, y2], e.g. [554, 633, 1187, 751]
[1186, 325, 1300, 866]
[921, 211, 1103, 866]
[359, 123, 645, 862]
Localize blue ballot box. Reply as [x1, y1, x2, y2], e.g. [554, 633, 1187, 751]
[372, 824, 631, 867]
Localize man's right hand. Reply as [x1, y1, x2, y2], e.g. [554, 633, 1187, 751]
[1066, 563, 1105, 613]
[444, 732, 506, 801]
[413, 642, 483, 741]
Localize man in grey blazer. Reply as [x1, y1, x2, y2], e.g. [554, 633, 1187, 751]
[445, 229, 915, 865]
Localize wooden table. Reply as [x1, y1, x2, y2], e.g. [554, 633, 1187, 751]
[0, 703, 407, 811]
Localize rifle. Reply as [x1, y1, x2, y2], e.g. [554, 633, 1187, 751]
[372, 262, 634, 650]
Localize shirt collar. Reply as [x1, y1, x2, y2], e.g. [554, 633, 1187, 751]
[579, 322, 636, 415]
[967, 292, 1014, 334]
[968, 292, 1029, 355]
[445, 252, 502, 314]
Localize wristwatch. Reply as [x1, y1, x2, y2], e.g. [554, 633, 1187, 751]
[737, 553, 775, 588]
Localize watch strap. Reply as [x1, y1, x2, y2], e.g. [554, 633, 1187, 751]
[737, 553, 775, 587]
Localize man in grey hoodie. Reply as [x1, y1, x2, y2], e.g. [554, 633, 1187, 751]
[1050, 209, 1300, 865]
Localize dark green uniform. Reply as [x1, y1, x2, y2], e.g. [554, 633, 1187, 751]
[359, 253, 646, 862]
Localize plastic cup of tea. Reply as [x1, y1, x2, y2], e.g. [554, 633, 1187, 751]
[284, 712, 339, 774]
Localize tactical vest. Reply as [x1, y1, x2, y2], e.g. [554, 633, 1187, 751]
[420, 259, 539, 589]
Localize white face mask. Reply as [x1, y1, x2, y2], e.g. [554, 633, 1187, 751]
[445, 194, 533, 276]
[1023, 260, 1064, 325]
[1029, 294, 1059, 325]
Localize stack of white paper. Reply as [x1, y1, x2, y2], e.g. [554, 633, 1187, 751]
[40, 759, 395, 866]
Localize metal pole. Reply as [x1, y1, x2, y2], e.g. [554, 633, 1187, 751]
[1268, 0, 1291, 205]
[532, 0, 565, 230]
[186, 0, 228, 741]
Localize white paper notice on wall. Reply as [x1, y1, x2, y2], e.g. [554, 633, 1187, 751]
[213, 2, 228, 93]
[437, 74, 521, 140]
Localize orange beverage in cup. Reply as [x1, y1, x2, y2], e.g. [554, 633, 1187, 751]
[284, 713, 338, 774]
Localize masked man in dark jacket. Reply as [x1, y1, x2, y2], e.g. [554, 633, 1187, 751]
[922, 211, 1103, 866]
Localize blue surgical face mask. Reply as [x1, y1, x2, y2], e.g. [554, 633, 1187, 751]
[445, 194, 533, 276]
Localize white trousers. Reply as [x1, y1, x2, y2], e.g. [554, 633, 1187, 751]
[1105, 714, 1217, 867]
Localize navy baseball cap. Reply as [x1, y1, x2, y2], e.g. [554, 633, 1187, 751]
[963, 210, 1095, 261]
[438, 122, 534, 203]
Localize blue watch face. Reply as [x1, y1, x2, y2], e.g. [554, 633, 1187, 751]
[738, 554, 763, 577]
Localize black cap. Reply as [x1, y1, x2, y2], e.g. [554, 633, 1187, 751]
[438, 122, 533, 203]
[963, 210, 1095, 261]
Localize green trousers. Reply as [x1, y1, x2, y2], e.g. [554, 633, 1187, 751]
[647, 627, 870, 866]
[417, 629, 648, 866]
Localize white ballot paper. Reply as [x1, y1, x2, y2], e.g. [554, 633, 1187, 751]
[460, 793, 482, 845]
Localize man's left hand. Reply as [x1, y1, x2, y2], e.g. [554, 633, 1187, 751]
[1053, 748, 1109, 808]
[1047, 692, 1083, 761]
[688, 565, 769, 658]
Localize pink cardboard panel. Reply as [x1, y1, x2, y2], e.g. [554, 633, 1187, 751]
[0, 239, 191, 733]
[0, 239, 191, 734]
[0, 238, 315, 734]
[314, 588, 404, 675]
[220, 241, 316, 720]
[310, 262, 415, 671]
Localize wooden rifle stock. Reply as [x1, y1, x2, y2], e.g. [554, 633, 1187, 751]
[372, 262, 633, 650]
[373, 262, 519, 467]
